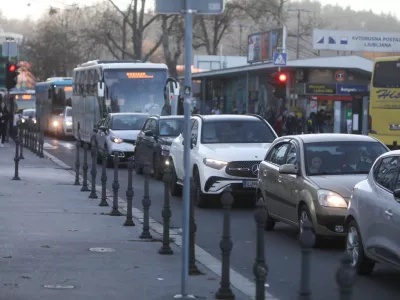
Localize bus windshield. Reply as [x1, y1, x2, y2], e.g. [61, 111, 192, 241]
[372, 61, 400, 88]
[53, 86, 72, 114]
[14, 94, 36, 111]
[104, 69, 168, 114]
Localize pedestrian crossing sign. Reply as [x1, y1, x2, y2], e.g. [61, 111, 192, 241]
[273, 52, 287, 66]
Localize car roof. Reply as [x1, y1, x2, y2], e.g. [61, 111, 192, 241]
[284, 133, 381, 144]
[379, 149, 400, 158]
[149, 115, 184, 119]
[194, 114, 262, 122]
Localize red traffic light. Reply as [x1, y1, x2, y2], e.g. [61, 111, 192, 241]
[8, 64, 16, 72]
[278, 73, 287, 82]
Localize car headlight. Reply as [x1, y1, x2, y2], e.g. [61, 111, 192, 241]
[21, 118, 25, 123]
[203, 158, 228, 170]
[111, 136, 123, 144]
[161, 144, 170, 151]
[317, 189, 348, 208]
[33, 119, 37, 124]
[65, 121, 72, 126]
[53, 120, 59, 127]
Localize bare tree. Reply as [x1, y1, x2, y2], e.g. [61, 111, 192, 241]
[161, 15, 184, 78]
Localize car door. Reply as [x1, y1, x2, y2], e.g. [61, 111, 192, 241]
[367, 155, 400, 265]
[259, 142, 290, 217]
[278, 141, 302, 223]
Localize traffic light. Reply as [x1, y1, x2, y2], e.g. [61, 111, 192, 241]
[274, 72, 287, 99]
[5, 62, 19, 90]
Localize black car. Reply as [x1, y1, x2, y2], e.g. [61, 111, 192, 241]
[134, 115, 184, 179]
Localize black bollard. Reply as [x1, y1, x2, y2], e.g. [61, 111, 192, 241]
[74, 139, 81, 185]
[81, 143, 90, 192]
[215, 187, 235, 300]
[189, 178, 201, 274]
[89, 143, 98, 199]
[18, 122, 24, 160]
[253, 201, 268, 300]
[139, 162, 152, 239]
[124, 156, 135, 226]
[28, 121, 32, 151]
[109, 155, 122, 216]
[159, 160, 173, 255]
[336, 253, 357, 300]
[33, 122, 38, 155]
[298, 220, 315, 300]
[12, 136, 21, 181]
[23, 124, 27, 148]
[99, 144, 109, 207]
[38, 120, 44, 158]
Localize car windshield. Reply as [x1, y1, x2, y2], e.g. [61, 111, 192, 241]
[22, 110, 35, 118]
[159, 118, 184, 136]
[65, 108, 72, 116]
[111, 115, 148, 130]
[304, 141, 388, 176]
[201, 119, 276, 144]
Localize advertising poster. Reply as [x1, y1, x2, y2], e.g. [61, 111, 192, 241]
[261, 31, 270, 61]
[247, 33, 261, 63]
[271, 28, 283, 53]
[310, 100, 318, 113]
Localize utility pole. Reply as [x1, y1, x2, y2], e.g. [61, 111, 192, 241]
[287, 8, 312, 59]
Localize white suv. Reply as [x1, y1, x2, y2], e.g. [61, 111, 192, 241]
[168, 114, 277, 207]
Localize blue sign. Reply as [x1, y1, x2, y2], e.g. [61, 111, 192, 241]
[273, 52, 287, 66]
[336, 84, 368, 95]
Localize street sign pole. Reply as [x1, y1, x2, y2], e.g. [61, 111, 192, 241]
[181, 0, 194, 297]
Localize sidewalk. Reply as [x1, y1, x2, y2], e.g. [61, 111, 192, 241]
[0, 142, 250, 300]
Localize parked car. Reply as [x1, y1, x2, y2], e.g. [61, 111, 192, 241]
[94, 113, 148, 166]
[345, 150, 400, 274]
[135, 115, 184, 179]
[256, 134, 389, 246]
[168, 114, 277, 207]
[20, 108, 36, 124]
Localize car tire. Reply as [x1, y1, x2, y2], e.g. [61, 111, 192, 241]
[347, 220, 375, 275]
[298, 204, 322, 248]
[194, 171, 208, 208]
[169, 160, 182, 197]
[152, 153, 163, 180]
[256, 194, 276, 231]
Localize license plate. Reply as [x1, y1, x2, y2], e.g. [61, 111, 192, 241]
[243, 180, 258, 188]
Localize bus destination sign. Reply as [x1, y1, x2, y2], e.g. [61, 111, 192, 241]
[126, 72, 154, 79]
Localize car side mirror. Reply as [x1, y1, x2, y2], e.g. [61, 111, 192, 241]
[279, 163, 299, 175]
[394, 189, 400, 199]
[144, 130, 153, 137]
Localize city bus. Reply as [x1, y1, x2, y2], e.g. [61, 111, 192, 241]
[369, 56, 400, 148]
[10, 89, 36, 112]
[71, 60, 180, 144]
[35, 77, 72, 136]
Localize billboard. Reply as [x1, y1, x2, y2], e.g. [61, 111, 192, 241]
[313, 29, 400, 53]
[248, 28, 283, 63]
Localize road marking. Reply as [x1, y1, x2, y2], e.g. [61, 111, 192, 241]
[43, 142, 57, 150]
[56, 141, 75, 150]
[42, 149, 278, 300]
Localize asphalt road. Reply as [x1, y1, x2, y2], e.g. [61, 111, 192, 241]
[40, 136, 400, 300]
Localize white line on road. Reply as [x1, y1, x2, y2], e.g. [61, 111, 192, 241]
[56, 140, 75, 150]
[43, 142, 57, 150]
[42, 149, 278, 300]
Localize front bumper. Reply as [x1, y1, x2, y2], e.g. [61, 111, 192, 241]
[312, 204, 347, 237]
[108, 142, 136, 161]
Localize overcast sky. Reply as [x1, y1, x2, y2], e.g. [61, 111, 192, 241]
[1, 0, 399, 22]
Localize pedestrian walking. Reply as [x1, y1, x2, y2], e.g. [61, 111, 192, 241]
[0, 101, 10, 147]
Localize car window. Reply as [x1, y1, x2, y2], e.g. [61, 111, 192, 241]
[285, 144, 298, 166]
[375, 156, 399, 191]
[268, 143, 290, 166]
[201, 119, 276, 144]
[148, 119, 157, 132]
[159, 118, 184, 136]
[65, 107, 72, 116]
[111, 115, 148, 130]
[304, 141, 388, 176]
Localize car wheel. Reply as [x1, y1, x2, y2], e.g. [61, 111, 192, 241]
[152, 153, 163, 180]
[194, 171, 208, 208]
[347, 220, 375, 275]
[256, 194, 276, 231]
[169, 161, 182, 196]
[298, 205, 322, 248]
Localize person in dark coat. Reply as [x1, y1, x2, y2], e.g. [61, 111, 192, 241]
[0, 101, 10, 146]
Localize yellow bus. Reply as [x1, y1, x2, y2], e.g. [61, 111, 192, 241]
[369, 56, 400, 148]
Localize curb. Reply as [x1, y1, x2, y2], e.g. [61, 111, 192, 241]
[42, 149, 278, 300]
